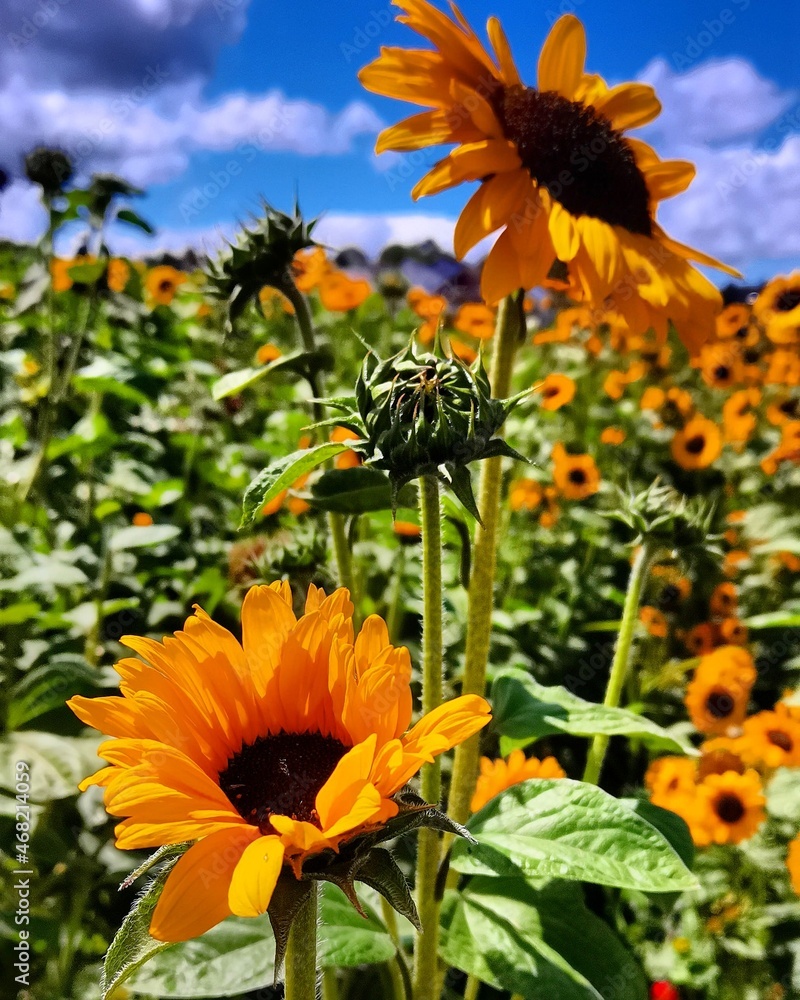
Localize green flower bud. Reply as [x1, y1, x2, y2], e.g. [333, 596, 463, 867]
[206, 200, 318, 327]
[25, 147, 73, 195]
[328, 335, 528, 519]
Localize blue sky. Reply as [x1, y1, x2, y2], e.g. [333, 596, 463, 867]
[1, 0, 798, 282]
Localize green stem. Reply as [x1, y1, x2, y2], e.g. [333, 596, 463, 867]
[582, 540, 655, 785]
[412, 475, 444, 1000]
[321, 968, 339, 1000]
[446, 293, 523, 830]
[330, 507, 356, 597]
[463, 974, 481, 1000]
[386, 544, 406, 642]
[285, 882, 318, 1000]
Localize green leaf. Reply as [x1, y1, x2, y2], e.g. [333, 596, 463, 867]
[440, 877, 647, 1000]
[102, 851, 185, 1000]
[452, 779, 698, 893]
[0, 601, 41, 626]
[72, 374, 149, 405]
[7, 655, 100, 730]
[308, 467, 416, 514]
[621, 799, 695, 873]
[67, 260, 107, 283]
[116, 208, 155, 234]
[0, 731, 100, 801]
[318, 883, 396, 968]
[240, 443, 350, 528]
[492, 670, 695, 756]
[212, 350, 329, 400]
[743, 608, 800, 629]
[108, 524, 181, 551]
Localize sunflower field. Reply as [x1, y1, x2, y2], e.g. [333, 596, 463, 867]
[2, 5, 800, 1000]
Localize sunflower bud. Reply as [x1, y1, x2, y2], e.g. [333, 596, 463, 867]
[206, 200, 318, 327]
[25, 147, 73, 195]
[332, 336, 527, 519]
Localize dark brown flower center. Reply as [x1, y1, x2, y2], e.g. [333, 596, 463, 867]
[495, 85, 652, 236]
[714, 365, 731, 381]
[698, 750, 745, 779]
[767, 729, 793, 752]
[706, 688, 734, 719]
[219, 731, 348, 834]
[715, 793, 745, 824]
[158, 279, 174, 294]
[685, 434, 707, 455]
[779, 398, 798, 417]
[568, 467, 587, 484]
[775, 288, 800, 311]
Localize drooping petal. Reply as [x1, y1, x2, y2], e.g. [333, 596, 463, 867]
[402, 694, 491, 761]
[453, 170, 531, 260]
[394, 0, 499, 85]
[377, 109, 482, 152]
[316, 735, 382, 838]
[644, 160, 696, 201]
[150, 826, 262, 942]
[537, 15, 586, 99]
[227, 836, 285, 918]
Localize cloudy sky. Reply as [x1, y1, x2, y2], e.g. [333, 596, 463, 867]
[1, 0, 798, 282]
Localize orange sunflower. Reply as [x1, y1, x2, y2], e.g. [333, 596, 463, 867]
[788, 835, 800, 895]
[740, 705, 800, 770]
[471, 749, 565, 813]
[69, 583, 490, 943]
[671, 416, 722, 470]
[360, 3, 738, 349]
[684, 645, 756, 735]
[754, 272, 800, 345]
[535, 373, 575, 410]
[145, 265, 187, 307]
[693, 769, 766, 846]
[552, 442, 600, 499]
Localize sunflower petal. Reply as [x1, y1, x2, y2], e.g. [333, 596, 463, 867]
[537, 15, 586, 99]
[402, 694, 491, 759]
[655, 227, 743, 278]
[412, 139, 521, 199]
[480, 229, 523, 304]
[487, 16, 521, 86]
[547, 198, 580, 261]
[454, 170, 530, 259]
[316, 734, 382, 838]
[594, 83, 661, 131]
[228, 835, 285, 918]
[150, 826, 261, 942]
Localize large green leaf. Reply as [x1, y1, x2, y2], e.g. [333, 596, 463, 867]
[451, 779, 697, 893]
[212, 350, 330, 400]
[307, 467, 415, 514]
[241, 443, 351, 528]
[492, 670, 695, 755]
[318, 883, 396, 968]
[439, 877, 647, 1000]
[0, 731, 100, 801]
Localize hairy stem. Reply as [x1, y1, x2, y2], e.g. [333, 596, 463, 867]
[284, 882, 318, 1000]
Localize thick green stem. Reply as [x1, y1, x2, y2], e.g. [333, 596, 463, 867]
[463, 975, 481, 1000]
[330, 506, 356, 596]
[412, 475, 444, 1000]
[582, 541, 655, 785]
[285, 882, 318, 1000]
[447, 293, 523, 829]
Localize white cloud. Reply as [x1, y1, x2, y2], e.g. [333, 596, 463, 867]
[0, 181, 48, 245]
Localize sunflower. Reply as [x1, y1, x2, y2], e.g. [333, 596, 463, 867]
[600, 426, 626, 445]
[359, 3, 738, 349]
[718, 617, 748, 646]
[754, 271, 800, 345]
[318, 272, 371, 312]
[51, 255, 94, 293]
[722, 388, 760, 446]
[693, 769, 766, 846]
[788, 835, 800, 895]
[451, 301, 495, 340]
[535, 373, 575, 410]
[145, 265, 186, 307]
[552, 442, 600, 499]
[709, 582, 737, 619]
[645, 756, 696, 808]
[449, 337, 477, 363]
[292, 247, 332, 292]
[256, 343, 282, 365]
[766, 394, 799, 426]
[740, 706, 800, 770]
[69, 583, 491, 943]
[671, 416, 722, 470]
[258, 286, 294, 318]
[471, 750, 565, 813]
[682, 622, 716, 656]
[603, 362, 645, 400]
[107, 258, 131, 294]
[697, 742, 746, 779]
[685, 646, 756, 735]
[640, 606, 668, 638]
[393, 519, 422, 543]
[716, 303, 751, 340]
[509, 477, 543, 512]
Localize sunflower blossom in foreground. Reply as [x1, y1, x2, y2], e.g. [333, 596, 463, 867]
[69, 583, 490, 944]
[359, 1, 740, 351]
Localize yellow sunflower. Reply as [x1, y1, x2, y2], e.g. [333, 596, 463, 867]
[359, 2, 739, 350]
[145, 265, 186, 306]
[69, 583, 490, 943]
[693, 769, 766, 846]
[670, 416, 722, 470]
[471, 749, 565, 813]
[754, 271, 800, 345]
[684, 645, 756, 735]
[552, 442, 600, 499]
[645, 756, 696, 808]
[788, 835, 800, 895]
[740, 706, 800, 770]
[535, 373, 575, 410]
